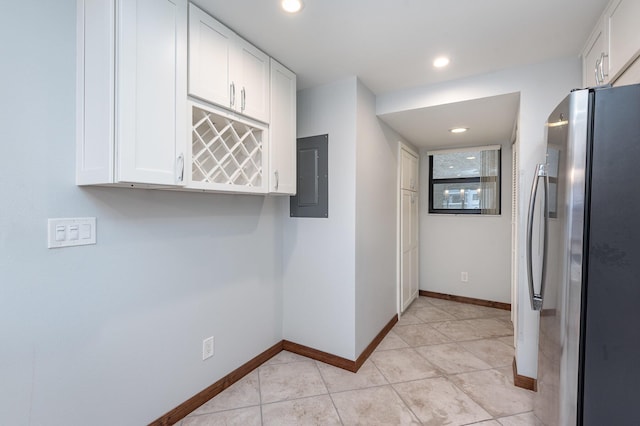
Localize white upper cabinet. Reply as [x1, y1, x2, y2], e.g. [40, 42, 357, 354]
[188, 5, 234, 110]
[400, 148, 418, 192]
[606, 0, 640, 81]
[582, 0, 640, 87]
[188, 4, 270, 123]
[235, 39, 270, 123]
[77, 0, 187, 187]
[268, 59, 297, 195]
[582, 21, 607, 87]
[77, 1, 295, 195]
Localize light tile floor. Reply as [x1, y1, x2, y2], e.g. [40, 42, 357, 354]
[177, 297, 542, 425]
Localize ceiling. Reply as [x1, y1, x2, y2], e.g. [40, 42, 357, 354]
[379, 92, 520, 149]
[193, 0, 608, 148]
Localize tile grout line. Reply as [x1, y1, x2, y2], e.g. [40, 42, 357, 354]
[313, 359, 345, 426]
[182, 297, 523, 425]
[256, 366, 264, 425]
[400, 297, 520, 423]
[387, 381, 425, 424]
[442, 371, 497, 422]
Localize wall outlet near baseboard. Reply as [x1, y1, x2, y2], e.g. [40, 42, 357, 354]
[461, 272, 469, 282]
[202, 336, 214, 360]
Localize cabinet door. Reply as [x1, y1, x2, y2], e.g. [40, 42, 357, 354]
[613, 54, 640, 86]
[582, 22, 606, 87]
[607, 0, 640, 81]
[188, 4, 234, 109]
[269, 59, 296, 195]
[76, 0, 116, 185]
[117, 0, 187, 185]
[234, 37, 270, 123]
[401, 148, 418, 191]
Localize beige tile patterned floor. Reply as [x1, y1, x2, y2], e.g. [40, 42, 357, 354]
[177, 297, 542, 426]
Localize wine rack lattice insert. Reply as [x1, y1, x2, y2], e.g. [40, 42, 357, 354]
[191, 105, 263, 187]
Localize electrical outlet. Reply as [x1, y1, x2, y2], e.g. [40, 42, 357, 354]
[461, 272, 469, 282]
[202, 336, 214, 360]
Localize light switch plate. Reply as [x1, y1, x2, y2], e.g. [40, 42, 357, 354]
[48, 217, 96, 248]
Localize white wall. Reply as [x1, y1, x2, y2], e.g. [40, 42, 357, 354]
[0, 2, 284, 425]
[419, 142, 513, 304]
[282, 78, 399, 360]
[282, 78, 358, 359]
[377, 57, 582, 378]
[354, 80, 398, 355]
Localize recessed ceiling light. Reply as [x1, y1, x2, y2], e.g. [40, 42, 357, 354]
[281, 0, 303, 13]
[433, 57, 450, 68]
[449, 127, 468, 134]
[466, 156, 476, 160]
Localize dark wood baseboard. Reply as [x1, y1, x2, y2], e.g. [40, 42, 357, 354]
[149, 341, 283, 426]
[512, 357, 537, 391]
[284, 314, 398, 373]
[419, 290, 511, 311]
[283, 340, 356, 371]
[355, 314, 398, 371]
[149, 314, 397, 424]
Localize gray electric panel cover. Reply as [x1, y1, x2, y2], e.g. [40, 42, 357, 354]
[290, 134, 328, 218]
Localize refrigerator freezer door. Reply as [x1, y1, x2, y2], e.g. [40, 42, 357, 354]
[581, 84, 640, 425]
[534, 89, 590, 426]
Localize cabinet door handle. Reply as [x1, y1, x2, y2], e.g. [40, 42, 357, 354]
[274, 169, 279, 191]
[595, 57, 601, 85]
[241, 87, 246, 112]
[176, 153, 184, 183]
[599, 52, 608, 83]
[230, 83, 236, 107]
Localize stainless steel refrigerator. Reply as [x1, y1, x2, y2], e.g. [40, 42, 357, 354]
[528, 84, 640, 425]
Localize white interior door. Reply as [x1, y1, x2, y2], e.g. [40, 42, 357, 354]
[401, 190, 414, 311]
[399, 144, 419, 313]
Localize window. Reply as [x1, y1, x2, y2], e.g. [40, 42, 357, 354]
[428, 146, 501, 215]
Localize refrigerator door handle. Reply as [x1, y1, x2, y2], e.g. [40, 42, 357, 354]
[527, 163, 549, 311]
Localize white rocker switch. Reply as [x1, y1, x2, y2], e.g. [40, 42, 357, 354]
[55, 225, 66, 242]
[68, 225, 79, 240]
